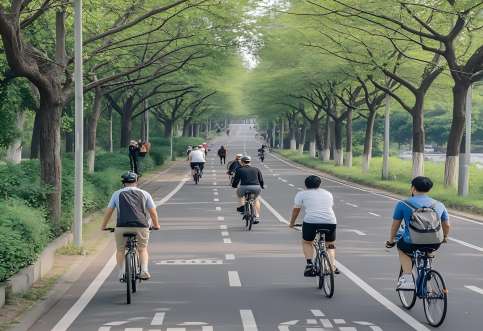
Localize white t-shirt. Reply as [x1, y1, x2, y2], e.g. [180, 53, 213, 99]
[294, 189, 337, 224]
[190, 149, 206, 163]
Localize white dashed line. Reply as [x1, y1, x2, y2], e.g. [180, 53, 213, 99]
[217, 216, 225, 221]
[213, 192, 219, 196]
[240, 309, 257, 331]
[346, 202, 358, 208]
[223, 238, 232, 244]
[368, 212, 381, 217]
[220, 225, 228, 229]
[213, 182, 217, 186]
[228, 271, 242, 287]
[214, 198, 220, 202]
[288, 184, 295, 187]
[465, 285, 483, 295]
[225, 254, 235, 260]
[215, 206, 221, 211]
[221, 231, 229, 237]
[342, 229, 367, 236]
[297, 187, 303, 191]
[310, 309, 325, 317]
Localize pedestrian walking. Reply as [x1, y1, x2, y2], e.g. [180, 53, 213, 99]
[129, 140, 140, 174]
[217, 145, 227, 164]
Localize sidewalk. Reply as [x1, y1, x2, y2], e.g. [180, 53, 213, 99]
[1, 160, 187, 331]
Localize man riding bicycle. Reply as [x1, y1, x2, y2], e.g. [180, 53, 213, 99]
[386, 176, 450, 290]
[257, 146, 265, 162]
[231, 156, 264, 224]
[189, 145, 206, 177]
[101, 171, 160, 281]
[288, 175, 338, 277]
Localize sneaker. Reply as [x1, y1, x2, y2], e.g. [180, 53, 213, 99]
[139, 271, 151, 280]
[236, 205, 245, 213]
[397, 274, 415, 290]
[304, 264, 316, 277]
[334, 268, 340, 275]
[119, 273, 126, 283]
[253, 217, 260, 224]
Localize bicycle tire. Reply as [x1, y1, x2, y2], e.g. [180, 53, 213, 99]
[125, 253, 132, 304]
[314, 252, 323, 290]
[132, 253, 139, 293]
[423, 269, 447, 327]
[397, 266, 416, 309]
[194, 172, 199, 184]
[321, 253, 334, 298]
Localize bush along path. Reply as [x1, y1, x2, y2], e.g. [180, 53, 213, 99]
[278, 150, 483, 217]
[0, 136, 202, 284]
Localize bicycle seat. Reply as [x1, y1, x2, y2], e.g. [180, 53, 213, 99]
[123, 232, 137, 238]
[316, 229, 332, 234]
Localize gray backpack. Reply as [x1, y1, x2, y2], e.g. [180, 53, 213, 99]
[403, 200, 444, 245]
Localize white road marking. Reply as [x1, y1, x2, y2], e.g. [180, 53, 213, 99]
[334, 319, 345, 324]
[225, 254, 235, 260]
[221, 231, 229, 236]
[297, 187, 303, 191]
[213, 191, 219, 196]
[217, 216, 225, 221]
[368, 212, 381, 217]
[448, 237, 483, 252]
[220, 225, 228, 229]
[345, 202, 358, 208]
[342, 229, 367, 236]
[98, 327, 111, 331]
[156, 259, 223, 265]
[52, 177, 188, 331]
[216, 206, 221, 211]
[260, 196, 431, 331]
[228, 271, 242, 287]
[465, 285, 483, 295]
[288, 184, 295, 187]
[320, 319, 333, 328]
[240, 309, 258, 331]
[125, 328, 143, 331]
[310, 309, 325, 317]
[151, 312, 165, 325]
[223, 238, 232, 244]
[213, 182, 217, 185]
[214, 198, 220, 202]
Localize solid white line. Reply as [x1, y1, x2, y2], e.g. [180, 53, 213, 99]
[240, 309, 258, 331]
[465, 285, 483, 295]
[448, 237, 483, 252]
[260, 196, 430, 331]
[346, 202, 358, 208]
[221, 231, 229, 237]
[151, 312, 165, 325]
[223, 238, 232, 244]
[225, 254, 235, 260]
[368, 212, 381, 217]
[51, 255, 117, 331]
[228, 271, 242, 287]
[52, 176, 188, 331]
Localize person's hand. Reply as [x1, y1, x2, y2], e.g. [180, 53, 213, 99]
[101, 225, 107, 231]
[385, 240, 396, 248]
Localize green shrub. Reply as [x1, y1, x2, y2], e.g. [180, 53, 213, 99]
[0, 199, 50, 282]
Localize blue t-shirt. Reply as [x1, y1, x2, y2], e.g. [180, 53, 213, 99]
[392, 195, 449, 244]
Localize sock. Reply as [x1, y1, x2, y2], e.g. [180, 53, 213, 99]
[306, 259, 312, 265]
[141, 261, 149, 273]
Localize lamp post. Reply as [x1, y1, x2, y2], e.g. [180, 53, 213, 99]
[382, 94, 390, 180]
[73, 0, 84, 247]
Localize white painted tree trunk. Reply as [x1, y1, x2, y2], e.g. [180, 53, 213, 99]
[87, 150, 95, 174]
[344, 151, 352, 168]
[290, 138, 296, 151]
[362, 153, 371, 173]
[322, 149, 330, 162]
[444, 155, 458, 187]
[298, 143, 304, 154]
[335, 149, 343, 166]
[412, 152, 425, 178]
[309, 141, 316, 158]
[6, 111, 25, 164]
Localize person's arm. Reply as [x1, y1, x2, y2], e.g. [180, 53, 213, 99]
[258, 169, 264, 189]
[101, 208, 115, 230]
[289, 208, 301, 228]
[148, 208, 160, 229]
[388, 220, 402, 244]
[387, 202, 404, 246]
[441, 207, 450, 241]
[232, 169, 240, 188]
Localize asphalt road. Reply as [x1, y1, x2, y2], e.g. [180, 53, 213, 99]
[26, 124, 483, 331]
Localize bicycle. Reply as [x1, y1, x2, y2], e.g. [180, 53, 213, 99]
[241, 192, 257, 231]
[395, 248, 448, 327]
[258, 153, 265, 163]
[193, 165, 201, 184]
[295, 225, 335, 297]
[104, 228, 141, 304]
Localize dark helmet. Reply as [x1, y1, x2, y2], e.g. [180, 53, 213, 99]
[241, 156, 251, 163]
[121, 171, 138, 183]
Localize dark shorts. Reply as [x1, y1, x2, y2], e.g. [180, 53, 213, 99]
[302, 223, 336, 242]
[397, 240, 440, 255]
[190, 162, 205, 171]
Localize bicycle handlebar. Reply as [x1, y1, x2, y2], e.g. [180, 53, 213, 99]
[103, 227, 160, 232]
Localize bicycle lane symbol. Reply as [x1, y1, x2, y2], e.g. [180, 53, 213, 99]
[277, 309, 383, 331]
[97, 310, 214, 331]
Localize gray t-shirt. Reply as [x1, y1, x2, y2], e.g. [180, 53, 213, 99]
[108, 187, 155, 228]
[294, 188, 337, 224]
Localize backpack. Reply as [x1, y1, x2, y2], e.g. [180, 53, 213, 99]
[403, 200, 444, 245]
[138, 142, 150, 157]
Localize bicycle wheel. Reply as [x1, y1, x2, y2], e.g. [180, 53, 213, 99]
[125, 253, 132, 304]
[194, 172, 199, 184]
[314, 252, 323, 290]
[423, 270, 447, 327]
[397, 267, 416, 309]
[131, 253, 139, 293]
[321, 253, 334, 298]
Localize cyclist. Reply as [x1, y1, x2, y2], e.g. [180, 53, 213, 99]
[257, 146, 265, 162]
[217, 145, 227, 165]
[231, 156, 264, 224]
[189, 145, 206, 178]
[288, 175, 338, 277]
[385, 176, 450, 290]
[202, 142, 209, 156]
[227, 153, 243, 176]
[101, 171, 160, 281]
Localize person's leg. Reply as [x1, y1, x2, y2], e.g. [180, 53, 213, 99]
[326, 241, 336, 268]
[129, 154, 134, 172]
[303, 240, 314, 260]
[254, 198, 261, 218]
[138, 246, 149, 272]
[133, 156, 138, 174]
[137, 229, 151, 279]
[398, 249, 413, 273]
[114, 229, 126, 279]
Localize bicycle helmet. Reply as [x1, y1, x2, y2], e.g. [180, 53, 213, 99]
[121, 171, 138, 183]
[241, 156, 251, 163]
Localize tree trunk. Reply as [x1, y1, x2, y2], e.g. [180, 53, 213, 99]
[362, 111, 377, 172]
[65, 130, 74, 153]
[164, 120, 173, 138]
[334, 119, 343, 166]
[6, 110, 25, 164]
[183, 119, 192, 137]
[344, 110, 352, 168]
[444, 82, 469, 187]
[30, 111, 41, 159]
[299, 125, 306, 154]
[39, 97, 63, 228]
[322, 116, 330, 161]
[310, 119, 320, 158]
[289, 119, 297, 151]
[108, 108, 113, 152]
[412, 105, 425, 178]
[120, 111, 133, 147]
[86, 87, 103, 173]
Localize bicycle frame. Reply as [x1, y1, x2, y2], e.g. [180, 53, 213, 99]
[413, 250, 432, 299]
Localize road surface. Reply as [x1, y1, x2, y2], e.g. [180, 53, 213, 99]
[26, 124, 483, 331]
